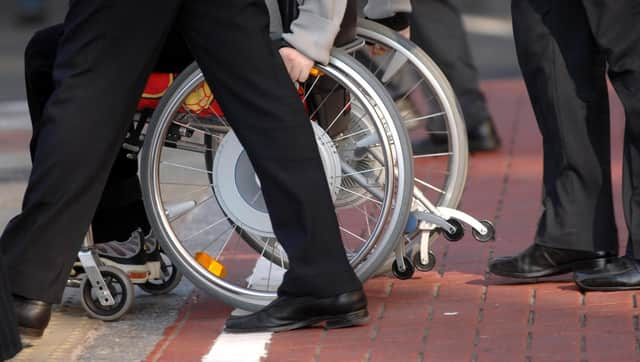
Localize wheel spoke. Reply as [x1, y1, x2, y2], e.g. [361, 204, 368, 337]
[404, 112, 446, 124]
[182, 215, 231, 242]
[324, 100, 352, 133]
[339, 226, 367, 243]
[303, 75, 322, 102]
[161, 161, 213, 175]
[337, 185, 382, 205]
[340, 166, 385, 178]
[168, 194, 214, 222]
[397, 78, 425, 103]
[413, 152, 453, 159]
[414, 177, 446, 194]
[308, 84, 340, 120]
[214, 224, 238, 260]
[160, 181, 212, 187]
[333, 128, 370, 142]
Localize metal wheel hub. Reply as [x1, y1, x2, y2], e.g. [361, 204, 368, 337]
[212, 122, 341, 237]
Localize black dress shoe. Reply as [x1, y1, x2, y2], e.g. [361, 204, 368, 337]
[224, 290, 368, 333]
[413, 119, 501, 155]
[467, 119, 501, 153]
[489, 244, 612, 279]
[575, 256, 640, 291]
[13, 295, 52, 337]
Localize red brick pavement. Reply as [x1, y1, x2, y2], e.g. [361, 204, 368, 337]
[146, 79, 638, 362]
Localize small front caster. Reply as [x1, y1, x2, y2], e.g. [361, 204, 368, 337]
[472, 220, 495, 242]
[392, 257, 415, 280]
[413, 251, 436, 272]
[80, 265, 134, 321]
[139, 252, 183, 295]
[443, 219, 464, 242]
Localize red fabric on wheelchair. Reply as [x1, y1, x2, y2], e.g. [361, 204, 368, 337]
[137, 73, 224, 116]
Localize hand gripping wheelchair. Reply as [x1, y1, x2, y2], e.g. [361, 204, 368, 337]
[71, 0, 496, 316]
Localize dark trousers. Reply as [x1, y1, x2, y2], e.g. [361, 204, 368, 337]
[0, 256, 21, 360]
[24, 24, 192, 242]
[512, 0, 640, 256]
[410, 0, 491, 129]
[1, 0, 362, 304]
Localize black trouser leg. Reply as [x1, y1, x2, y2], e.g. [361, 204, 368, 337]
[580, 0, 640, 258]
[3, 0, 180, 303]
[24, 25, 62, 161]
[0, 255, 21, 360]
[91, 151, 149, 242]
[178, 0, 361, 297]
[409, 0, 490, 128]
[511, 0, 618, 253]
[22, 24, 195, 243]
[24, 24, 146, 243]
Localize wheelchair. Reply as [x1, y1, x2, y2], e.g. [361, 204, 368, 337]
[67, 229, 182, 321]
[72, 2, 495, 316]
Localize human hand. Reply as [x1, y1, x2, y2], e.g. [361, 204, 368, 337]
[279, 47, 315, 83]
[398, 26, 410, 39]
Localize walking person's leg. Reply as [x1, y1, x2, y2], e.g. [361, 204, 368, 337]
[179, 0, 366, 332]
[409, 0, 500, 152]
[24, 24, 155, 244]
[489, 0, 617, 279]
[2, 0, 181, 336]
[573, 0, 640, 290]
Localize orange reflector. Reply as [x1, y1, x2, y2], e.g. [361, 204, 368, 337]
[128, 272, 149, 280]
[309, 67, 324, 77]
[195, 252, 227, 278]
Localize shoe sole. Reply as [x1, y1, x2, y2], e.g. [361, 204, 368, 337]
[491, 257, 609, 279]
[224, 309, 369, 334]
[19, 326, 44, 338]
[575, 282, 640, 292]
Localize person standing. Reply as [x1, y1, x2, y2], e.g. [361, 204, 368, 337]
[364, 0, 501, 153]
[489, 0, 640, 291]
[2, 0, 367, 339]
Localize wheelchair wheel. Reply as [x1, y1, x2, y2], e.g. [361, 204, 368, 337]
[80, 266, 134, 321]
[354, 20, 468, 211]
[140, 50, 414, 311]
[138, 252, 183, 295]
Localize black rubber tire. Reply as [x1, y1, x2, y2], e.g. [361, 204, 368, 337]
[80, 266, 134, 321]
[443, 219, 464, 242]
[413, 251, 436, 272]
[392, 257, 415, 280]
[472, 220, 495, 242]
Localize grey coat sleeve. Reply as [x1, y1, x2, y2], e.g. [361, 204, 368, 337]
[265, 0, 347, 65]
[363, 0, 412, 19]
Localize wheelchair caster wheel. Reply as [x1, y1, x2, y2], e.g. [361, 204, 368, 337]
[443, 219, 464, 242]
[80, 266, 134, 321]
[413, 251, 436, 272]
[139, 252, 183, 295]
[472, 220, 495, 242]
[392, 257, 415, 280]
